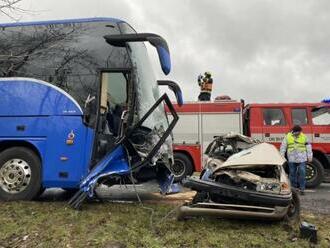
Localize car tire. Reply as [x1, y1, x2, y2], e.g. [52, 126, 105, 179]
[0, 147, 42, 201]
[171, 153, 193, 183]
[286, 188, 300, 222]
[306, 158, 324, 188]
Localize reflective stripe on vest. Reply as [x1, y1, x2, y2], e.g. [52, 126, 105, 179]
[286, 132, 307, 152]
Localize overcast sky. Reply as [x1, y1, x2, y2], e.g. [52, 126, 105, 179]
[2, 0, 330, 103]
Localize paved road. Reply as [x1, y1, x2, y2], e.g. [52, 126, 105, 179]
[300, 183, 330, 214]
[41, 182, 330, 214]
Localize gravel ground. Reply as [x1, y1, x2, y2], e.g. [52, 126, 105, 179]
[299, 183, 330, 214]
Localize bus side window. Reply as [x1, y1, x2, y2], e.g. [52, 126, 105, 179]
[100, 71, 128, 136]
[263, 108, 286, 126]
[292, 108, 308, 125]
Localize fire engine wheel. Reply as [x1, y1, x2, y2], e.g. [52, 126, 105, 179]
[0, 147, 41, 201]
[172, 153, 193, 182]
[306, 158, 324, 188]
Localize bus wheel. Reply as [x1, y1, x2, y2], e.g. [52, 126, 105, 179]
[171, 153, 193, 182]
[306, 158, 324, 188]
[0, 147, 41, 201]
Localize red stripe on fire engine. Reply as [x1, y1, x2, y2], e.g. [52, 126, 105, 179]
[250, 133, 330, 143]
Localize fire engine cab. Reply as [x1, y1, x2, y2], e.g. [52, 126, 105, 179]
[169, 99, 330, 188]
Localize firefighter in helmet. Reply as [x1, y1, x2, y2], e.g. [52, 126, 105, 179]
[198, 71, 213, 101]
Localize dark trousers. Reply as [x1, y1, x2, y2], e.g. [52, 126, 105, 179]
[288, 162, 306, 190]
[198, 92, 211, 101]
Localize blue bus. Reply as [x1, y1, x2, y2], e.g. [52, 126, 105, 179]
[0, 18, 182, 208]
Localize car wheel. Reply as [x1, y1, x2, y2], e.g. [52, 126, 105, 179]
[286, 188, 300, 221]
[0, 147, 42, 201]
[171, 153, 193, 182]
[306, 158, 324, 188]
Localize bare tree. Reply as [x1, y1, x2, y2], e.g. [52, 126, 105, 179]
[0, 22, 130, 106]
[0, 0, 25, 20]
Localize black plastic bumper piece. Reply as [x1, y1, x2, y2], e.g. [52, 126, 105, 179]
[183, 177, 292, 207]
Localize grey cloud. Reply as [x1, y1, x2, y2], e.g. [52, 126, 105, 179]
[1, 0, 330, 103]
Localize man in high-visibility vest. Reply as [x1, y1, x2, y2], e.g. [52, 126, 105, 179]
[280, 125, 313, 195]
[198, 71, 213, 101]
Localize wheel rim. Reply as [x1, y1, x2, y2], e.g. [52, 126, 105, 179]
[0, 158, 31, 193]
[306, 163, 316, 181]
[287, 199, 297, 217]
[171, 159, 186, 178]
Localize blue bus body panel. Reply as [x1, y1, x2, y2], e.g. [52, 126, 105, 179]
[80, 145, 130, 195]
[42, 116, 94, 187]
[0, 78, 95, 187]
[0, 78, 82, 116]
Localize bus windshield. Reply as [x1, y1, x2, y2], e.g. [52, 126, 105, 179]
[119, 23, 173, 162]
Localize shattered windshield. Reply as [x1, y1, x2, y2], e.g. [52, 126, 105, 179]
[119, 23, 173, 164]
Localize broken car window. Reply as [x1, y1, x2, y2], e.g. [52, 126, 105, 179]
[263, 108, 286, 126]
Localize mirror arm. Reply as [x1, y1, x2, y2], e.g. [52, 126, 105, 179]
[157, 80, 183, 106]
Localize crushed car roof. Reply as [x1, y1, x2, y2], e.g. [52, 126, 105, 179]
[213, 132, 259, 144]
[216, 143, 286, 169]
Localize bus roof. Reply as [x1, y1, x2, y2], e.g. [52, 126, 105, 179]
[0, 17, 124, 28]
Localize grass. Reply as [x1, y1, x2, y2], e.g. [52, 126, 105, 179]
[0, 200, 330, 248]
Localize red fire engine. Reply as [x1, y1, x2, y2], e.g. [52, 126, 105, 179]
[169, 99, 330, 188]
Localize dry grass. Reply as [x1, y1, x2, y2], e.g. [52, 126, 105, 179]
[1, 199, 330, 247]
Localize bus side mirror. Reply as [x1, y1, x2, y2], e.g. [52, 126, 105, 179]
[104, 33, 171, 75]
[157, 80, 183, 106]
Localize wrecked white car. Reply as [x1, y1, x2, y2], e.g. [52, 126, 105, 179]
[177, 133, 300, 221]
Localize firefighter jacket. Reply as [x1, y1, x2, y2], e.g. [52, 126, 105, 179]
[280, 132, 313, 163]
[199, 77, 213, 93]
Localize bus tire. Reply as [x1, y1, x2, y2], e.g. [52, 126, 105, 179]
[172, 153, 193, 182]
[306, 158, 324, 188]
[0, 147, 42, 201]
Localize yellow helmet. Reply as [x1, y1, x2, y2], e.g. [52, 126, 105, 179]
[204, 71, 211, 77]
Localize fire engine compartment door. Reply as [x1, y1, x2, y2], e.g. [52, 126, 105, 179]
[201, 112, 242, 152]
